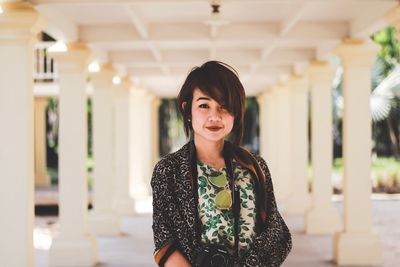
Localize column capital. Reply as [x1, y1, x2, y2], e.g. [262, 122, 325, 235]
[144, 91, 156, 103]
[0, 2, 46, 43]
[153, 97, 161, 108]
[132, 87, 150, 98]
[334, 38, 379, 67]
[256, 93, 265, 106]
[114, 77, 131, 98]
[272, 81, 289, 92]
[90, 64, 117, 89]
[120, 77, 132, 88]
[270, 84, 281, 93]
[307, 61, 336, 82]
[49, 42, 92, 74]
[115, 76, 131, 89]
[287, 74, 309, 92]
[260, 86, 273, 95]
[35, 96, 48, 106]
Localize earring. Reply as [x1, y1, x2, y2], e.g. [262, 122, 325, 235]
[188, 118, 191, 122]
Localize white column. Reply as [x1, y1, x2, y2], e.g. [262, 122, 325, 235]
[257, 89, 275, 177]
[333, 39, 382, 266]
[129, 89, 152, 200]
[88, 65, 120, 235]
[286, 75, 311, 215]
[113, 78, 135, 216]
[34, 97, 51, 186]
[151, 97, 161, 167]
[0, 3, 44, 267]
[305, 61, 342, 235]
[48, 43, 97, 266]
[257, 90, 277, 179]
[272, 83, 292, 202]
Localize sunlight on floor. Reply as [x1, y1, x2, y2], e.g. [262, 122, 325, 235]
[134, 196, 152, 214]
[34, 227, 53, 250]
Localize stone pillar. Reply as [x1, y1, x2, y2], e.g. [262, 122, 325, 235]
[305, 61, 342, 234]
[333, 39, 382, 266]
[48, 43, 97, 266]
[286, 75, 311, 215]
[34, 97, 51, 186]
[129, 88, 152, 200]
[113, 78, 135, 216]
[88, 64, 120, 235]
[0, 3, 44, 267]
[257, 90, 277, 178]
[271, 83, 292, 202]
[151, 97, 161, 167]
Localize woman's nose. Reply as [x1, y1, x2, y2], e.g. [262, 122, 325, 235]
[208, 108, 222, 121]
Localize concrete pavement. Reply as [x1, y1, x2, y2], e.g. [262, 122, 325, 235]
[34, 199, 400, 267]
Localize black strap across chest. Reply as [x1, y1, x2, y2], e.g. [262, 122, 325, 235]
[189, 141, 241, 259]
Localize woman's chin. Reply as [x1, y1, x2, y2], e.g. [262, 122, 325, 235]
[197, 132, 226, 142]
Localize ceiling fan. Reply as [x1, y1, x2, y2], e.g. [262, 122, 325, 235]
[203, 0, 230, 27]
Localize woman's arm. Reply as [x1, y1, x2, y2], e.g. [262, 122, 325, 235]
[240, 155, 292, 267]
[151, 159, 179, 265]
[165, 250, 191, 267]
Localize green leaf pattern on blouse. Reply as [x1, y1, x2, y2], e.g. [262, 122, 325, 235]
[197, 158, 256, 257]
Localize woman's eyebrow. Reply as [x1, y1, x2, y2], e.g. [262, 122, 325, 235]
[195, 97, 211, 102]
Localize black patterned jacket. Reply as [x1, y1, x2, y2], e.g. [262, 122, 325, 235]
[151, 140, 292, 267]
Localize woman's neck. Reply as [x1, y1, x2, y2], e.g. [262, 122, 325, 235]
[194, 136, 225, 167]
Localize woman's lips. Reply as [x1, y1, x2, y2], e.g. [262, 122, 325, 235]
[206, 126, 223, 132]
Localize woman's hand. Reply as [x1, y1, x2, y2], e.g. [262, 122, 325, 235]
[165, 250, 191, 267]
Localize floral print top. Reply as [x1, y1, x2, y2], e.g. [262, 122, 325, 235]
[197, 157, 257, 257]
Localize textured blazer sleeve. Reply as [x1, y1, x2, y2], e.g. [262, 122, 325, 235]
[151, 159, 176, 263]
[240, 155, 292, 267]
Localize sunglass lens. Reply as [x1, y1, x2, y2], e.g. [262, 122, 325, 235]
[215, 190, 232, 210]
[209, 173, 228, 188]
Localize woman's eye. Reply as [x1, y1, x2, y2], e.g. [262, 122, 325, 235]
[199, 104, 209, 108]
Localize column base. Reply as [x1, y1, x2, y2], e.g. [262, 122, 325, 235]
[305, 204, 342, 234]
[286, 193, 311, 215]
[49, 235, 97, 266]
[89, 210, 121, 235]
[113, 197, 135, 216]
[333, 231, 383, 266]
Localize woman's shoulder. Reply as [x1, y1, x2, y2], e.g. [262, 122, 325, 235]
[153, 142, 191, 174]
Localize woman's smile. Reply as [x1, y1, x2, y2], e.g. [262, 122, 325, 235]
[206, 126, 223, 132]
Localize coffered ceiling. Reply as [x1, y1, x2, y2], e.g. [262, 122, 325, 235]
[30, 0, 398, 96]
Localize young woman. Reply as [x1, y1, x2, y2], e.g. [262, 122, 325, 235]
[151, 61, 292, 267]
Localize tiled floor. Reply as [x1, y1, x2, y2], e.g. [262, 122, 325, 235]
[35, 198, 400, 267]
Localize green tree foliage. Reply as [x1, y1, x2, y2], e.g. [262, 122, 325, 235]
[371, 26, 400, 158]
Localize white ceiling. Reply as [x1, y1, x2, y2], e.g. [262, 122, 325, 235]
[31, 0, 398, 97]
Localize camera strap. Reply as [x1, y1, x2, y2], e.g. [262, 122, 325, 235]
[224, 153, 240, 262]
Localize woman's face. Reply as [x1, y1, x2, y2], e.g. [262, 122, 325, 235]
[189, 88, 234, 143]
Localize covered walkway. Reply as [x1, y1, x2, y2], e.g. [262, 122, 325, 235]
[1, 0, 400, 266]
[34, 198, 400, 267]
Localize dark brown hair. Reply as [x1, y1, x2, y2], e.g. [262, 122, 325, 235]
[176, 61, 246, 146]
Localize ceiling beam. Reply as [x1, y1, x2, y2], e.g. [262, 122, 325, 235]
[36, 4, 78, 41]
[80, 22, 346, 44]
[30, 0, 396, 5]
[124, 5, 149, 39]
[278, 3, 307, 37]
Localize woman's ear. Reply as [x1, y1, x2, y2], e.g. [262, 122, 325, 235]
[181, 101, 187, 111]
